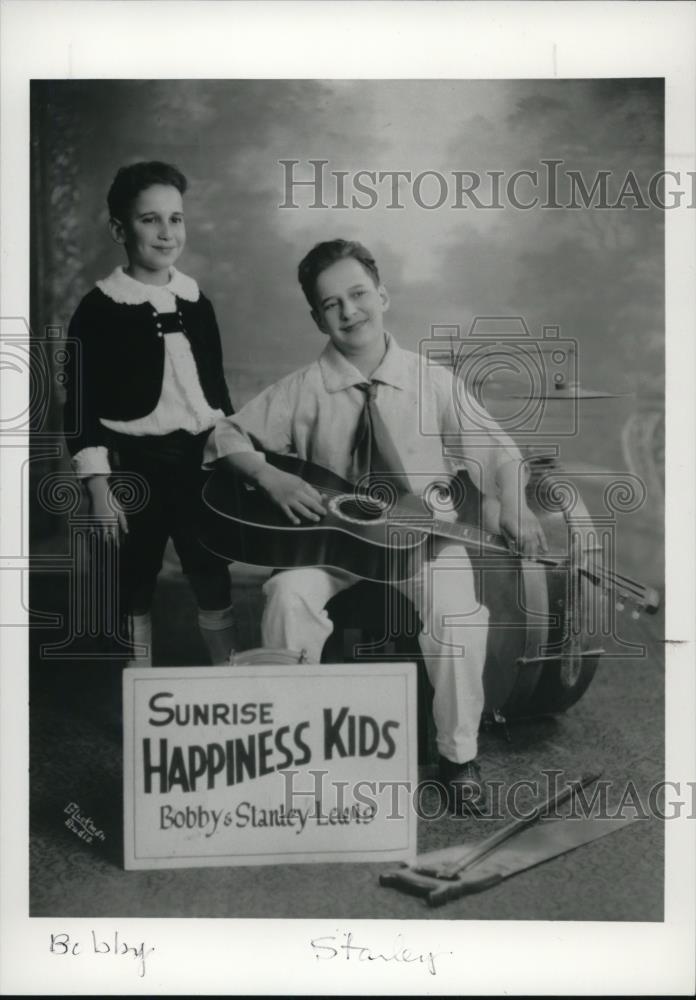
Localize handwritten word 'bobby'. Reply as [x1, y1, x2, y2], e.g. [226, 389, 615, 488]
[50, 931, 154, 978]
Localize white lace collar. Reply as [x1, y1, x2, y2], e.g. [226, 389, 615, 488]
[96, 266, 200, 306]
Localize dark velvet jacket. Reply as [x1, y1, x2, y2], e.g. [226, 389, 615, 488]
[64, 284, 234, 457]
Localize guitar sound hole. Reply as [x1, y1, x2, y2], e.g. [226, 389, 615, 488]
[335, 497, 387, 522]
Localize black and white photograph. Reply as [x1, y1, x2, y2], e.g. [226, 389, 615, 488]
[1, 1, 694, 995]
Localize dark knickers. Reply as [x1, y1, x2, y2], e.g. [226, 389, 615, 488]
[106, 428, 231, 614]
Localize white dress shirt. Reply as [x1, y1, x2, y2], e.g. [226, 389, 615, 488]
[205, 332, 524, 502]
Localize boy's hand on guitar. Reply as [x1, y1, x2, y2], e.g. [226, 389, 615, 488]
[85, 475, 129, 541]
[257, 465, 326, 525]
[499, 503, 547, 558]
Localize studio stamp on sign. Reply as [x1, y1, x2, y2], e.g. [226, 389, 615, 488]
[122, 663, 417, 869]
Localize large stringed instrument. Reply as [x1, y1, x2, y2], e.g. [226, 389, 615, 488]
[200, 453, 659, 717]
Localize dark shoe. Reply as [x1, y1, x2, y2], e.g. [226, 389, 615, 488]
[438, 755, 487, 817]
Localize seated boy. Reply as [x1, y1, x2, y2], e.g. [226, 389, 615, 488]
[206, 239, 545, 814]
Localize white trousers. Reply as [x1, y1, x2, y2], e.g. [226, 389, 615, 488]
[261, 540, 489, 764]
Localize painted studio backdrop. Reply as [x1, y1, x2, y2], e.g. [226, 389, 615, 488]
[30, 77, 664, 592]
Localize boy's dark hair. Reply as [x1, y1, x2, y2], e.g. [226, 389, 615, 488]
[298, 239, 381, 308]
[107, 161, 188, 222]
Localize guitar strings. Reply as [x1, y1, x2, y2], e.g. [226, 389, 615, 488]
[580, 566, 647, 602]
[253, 482, 651, 607]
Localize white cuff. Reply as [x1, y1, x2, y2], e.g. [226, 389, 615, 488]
[72, 446, 112, 478]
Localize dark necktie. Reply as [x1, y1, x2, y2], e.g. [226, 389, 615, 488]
[352, 381, 410, 495]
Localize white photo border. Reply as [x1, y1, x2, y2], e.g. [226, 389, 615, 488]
[1, 0, 694, 994]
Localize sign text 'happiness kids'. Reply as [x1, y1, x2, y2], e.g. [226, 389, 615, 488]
[123, 663, 417, 869]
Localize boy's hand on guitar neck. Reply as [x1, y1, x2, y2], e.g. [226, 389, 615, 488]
[496, 463, 547, 558]
[499, 502, 547, 558]
[256, 465, 327, 526]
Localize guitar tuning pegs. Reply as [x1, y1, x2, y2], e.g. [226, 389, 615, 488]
[616, 601, 625, 611]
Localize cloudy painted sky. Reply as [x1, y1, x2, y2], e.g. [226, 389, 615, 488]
[36, 78, 664, 473]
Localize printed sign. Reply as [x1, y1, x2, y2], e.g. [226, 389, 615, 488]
[123, 663, 417, 869]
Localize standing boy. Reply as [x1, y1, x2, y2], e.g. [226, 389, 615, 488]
[65, 161, 236, 667]
[207, 239, 545, 813]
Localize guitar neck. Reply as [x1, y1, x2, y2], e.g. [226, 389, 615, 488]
[427, 516, 574, 570]
[427, 515, 514, 558]
[424, 511, 658, 614]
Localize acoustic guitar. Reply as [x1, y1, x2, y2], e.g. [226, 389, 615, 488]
[200, 452, 659, 616]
